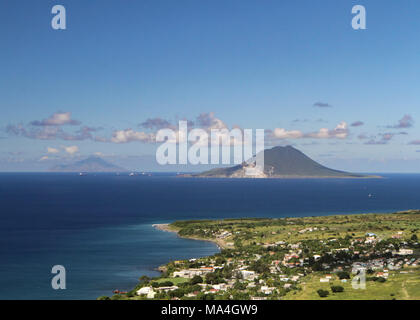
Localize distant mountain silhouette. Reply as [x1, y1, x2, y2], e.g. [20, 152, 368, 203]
[49, 156, 125, 172]
[194, 146, 373, 178]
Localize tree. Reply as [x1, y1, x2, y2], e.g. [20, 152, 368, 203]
[411, 234, 418, 241]
[205, 272, 223, 284]
[215, 257, 226, 265]
[232, 291, 250, 300]
[190, 275, 203, 285]
[317, 289, 329, 298]
[234, 281, 247, 290]
[331, 286, 344, 293]
[249, 259, 269, 274]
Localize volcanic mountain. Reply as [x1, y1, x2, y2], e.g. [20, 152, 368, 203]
[194, 146, 373, 178]
[49, 156, 125, 173]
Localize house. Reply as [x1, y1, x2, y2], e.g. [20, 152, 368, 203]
[376, 272, 388, 278]
[173, 267, 214, 278]
[240, 270, 256, 280]
[185, 292, 199, 298]
[365, 237, 376, 244]
[260, 286, 275, 295]
[212, 284, 227, 291]
[137, 286, 153, 296]
[394, 249, 413, 256]
[291, 276, 300, 282]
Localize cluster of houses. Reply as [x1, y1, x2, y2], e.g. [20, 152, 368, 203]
[134, 227, 418, 300]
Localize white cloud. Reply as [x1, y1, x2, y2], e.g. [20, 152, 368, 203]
[111, 129, 155, 143]
[47, 147, 60, 154]
[64, 145, 79, 155]
[307, 122, 349, 139]
[271, 122, 349, 140]
[39, 156, 49, 161]
[196, 112, 227, 130]
[31, 112, 80, 126]
[272, 128, 304, 139]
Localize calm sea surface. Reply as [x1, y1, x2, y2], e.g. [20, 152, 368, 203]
[1, 173, 419, 299]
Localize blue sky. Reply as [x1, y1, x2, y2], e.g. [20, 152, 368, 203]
[1, 0, 420, 172]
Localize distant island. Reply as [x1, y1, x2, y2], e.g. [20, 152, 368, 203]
[49, 156, 126, 172]
[192, 146, 379, 179]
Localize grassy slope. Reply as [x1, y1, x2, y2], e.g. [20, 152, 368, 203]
[283, 269, 420, 300]
[170, 211, 420, 245]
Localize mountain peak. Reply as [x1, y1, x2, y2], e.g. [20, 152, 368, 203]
[194, 146, 370, 178]
[49, 156, 126, 172]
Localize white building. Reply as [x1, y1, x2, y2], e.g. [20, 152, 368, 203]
[137, 286, 153, 296]
[240, 270, 256, 280]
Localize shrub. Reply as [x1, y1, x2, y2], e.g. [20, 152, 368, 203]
[317, 289, 330, 298]
[337, 271, 350, 280]
[190, 275, 203, 285]
[331, 285, 344, 293]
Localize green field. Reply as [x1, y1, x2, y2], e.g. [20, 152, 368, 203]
[171, 210, 420, 246]
[155, 277, 189, 285]
[284, 268, 420, 300]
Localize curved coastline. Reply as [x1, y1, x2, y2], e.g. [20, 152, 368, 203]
[152, 223, 226, 250]
[151, 223, 222, 274]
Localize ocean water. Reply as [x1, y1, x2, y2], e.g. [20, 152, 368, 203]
[1, 173, 420, 299]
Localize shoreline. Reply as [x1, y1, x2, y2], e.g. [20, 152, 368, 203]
[152, 223, 228, 250]
[113, 210, 420, 300]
